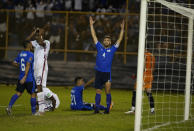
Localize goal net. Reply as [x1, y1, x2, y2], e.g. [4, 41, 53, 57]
[136, 0, 194, 130]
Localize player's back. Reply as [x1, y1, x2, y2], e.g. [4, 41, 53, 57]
[15, 51, 34, 82]
[144, 52, 155, 75]
[71, 86, 84, 107]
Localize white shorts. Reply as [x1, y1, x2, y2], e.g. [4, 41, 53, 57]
[34, 63, 48, 87]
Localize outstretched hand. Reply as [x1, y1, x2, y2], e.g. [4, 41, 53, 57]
[89, 16, 95, 25]
[121, 19, 125, 30]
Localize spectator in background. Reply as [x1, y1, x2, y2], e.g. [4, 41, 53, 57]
[14, 2, 24, 23]
[26, 1, 35, 26]
[96, 4, 106, 20]
[65, 0, 72, 11]
[36, 0, 46, 26]
[89, 0, 95, 11]
[49, 18, 62, 49]
[45, 0, 54, 20]
[74, 0, 82, 11]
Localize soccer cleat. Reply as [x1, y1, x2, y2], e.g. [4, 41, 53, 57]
[103, 101, 114, 114]
[109, 101, 114, 111]
[93, 104, 100, 114]
[150, 108, 155, 114]
[6, 107, 12, 116]
[102, 110, 109, 114]
[124, 110, 135, 114]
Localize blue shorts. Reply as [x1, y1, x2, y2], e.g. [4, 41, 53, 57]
[95, 70, 111, 89]
[16, 80, 36, 94]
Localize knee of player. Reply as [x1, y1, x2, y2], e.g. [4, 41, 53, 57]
[31, 93, 36, 98]
[16, 92, 22, 96]
[96, 89, 102, 94]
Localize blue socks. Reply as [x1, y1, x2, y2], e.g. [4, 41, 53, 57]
[106, 94, 111, 112]
[95, 93, 101, 111]
[31, 97, 36, 114]
[98, 105, 106, 110]
[8, 94, 19, 108]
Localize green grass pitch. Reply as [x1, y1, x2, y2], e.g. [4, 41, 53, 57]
[0, 85, 194, 131]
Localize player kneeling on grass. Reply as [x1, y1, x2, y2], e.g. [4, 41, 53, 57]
[6, 40, 36, 115]
[71, 77, 108, 111]
[36, 87, 60, 112]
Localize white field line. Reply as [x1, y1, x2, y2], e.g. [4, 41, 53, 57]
[142, 119, 193, 131]
[0, 104, 23, 108]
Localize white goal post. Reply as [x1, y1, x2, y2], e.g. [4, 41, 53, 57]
[135, 0, 194, 131]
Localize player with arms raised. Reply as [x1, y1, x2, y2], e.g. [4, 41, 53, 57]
[6, 40, 36, 115]
[89, 16, 125, 114]
[26, 26, 51, 115]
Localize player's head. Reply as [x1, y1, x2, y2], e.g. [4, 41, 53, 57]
[23, 40, 32, 50]
[103, 35, 112, 48]
[34, 28, 44, 44]
[145, 44, 150, 52]
[74, 77, 85, 86]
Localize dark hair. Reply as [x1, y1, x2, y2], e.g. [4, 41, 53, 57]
[104, 35, 111, 40]
[74, 77, 83, 84]
[23, 40, 30, 48]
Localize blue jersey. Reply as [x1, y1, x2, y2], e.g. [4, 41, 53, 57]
[14, 51, 34, 82]
[95, 42, 117, 72]
[71, 86, 84, 108]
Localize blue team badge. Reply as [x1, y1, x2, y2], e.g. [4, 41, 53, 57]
[107, 49, 111, 52]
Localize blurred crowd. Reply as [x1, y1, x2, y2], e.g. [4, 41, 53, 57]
[0, 0, 190, 62]
[0, 0, 132, 13]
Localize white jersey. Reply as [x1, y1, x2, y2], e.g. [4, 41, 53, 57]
[31, 40, 50, 87]
[43, 87, 60, 109]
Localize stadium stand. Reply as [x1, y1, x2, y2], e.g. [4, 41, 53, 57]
[0, 60, 137, 89]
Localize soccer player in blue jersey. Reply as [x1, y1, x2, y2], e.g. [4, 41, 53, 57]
[71, 77, 107, 111]
[89, 16, 125, 114]
[6, 40, 36, 115]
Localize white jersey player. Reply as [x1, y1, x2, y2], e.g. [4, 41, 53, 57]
[31, 40, 50, 88]
[43, 87, 60, 111]
[26, 27, 51, 115]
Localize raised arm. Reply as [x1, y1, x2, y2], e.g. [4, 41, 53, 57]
[115, 20, 125, 46]
[89, 16, 98, 44]
[84, 77, 95, 88]
[26, 28, 37, 41]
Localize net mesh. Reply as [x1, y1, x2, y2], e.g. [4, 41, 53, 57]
[141, 0, 194, 130]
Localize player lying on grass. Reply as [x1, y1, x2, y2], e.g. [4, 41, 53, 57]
[89, 16, 124, 114]
[71, 77, 110, 111]
[36, 87, 60, 112]
[125, 49, 155, 114]
[6, 40, 36, 115]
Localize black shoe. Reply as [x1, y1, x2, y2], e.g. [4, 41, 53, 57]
[93, 110, 100, 114]
[102, 110, 109, 114]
